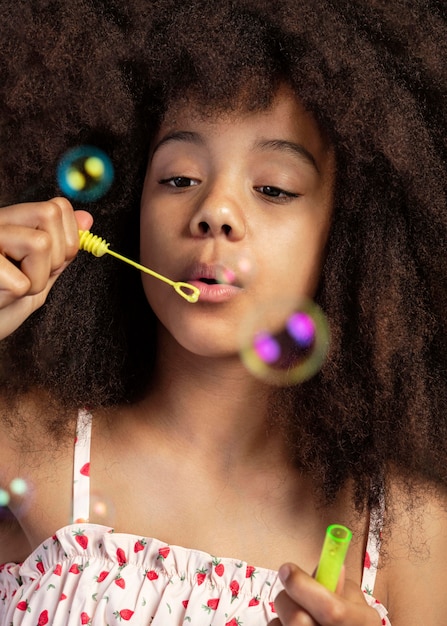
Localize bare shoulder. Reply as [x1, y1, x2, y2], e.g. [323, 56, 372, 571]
[383, 476, 447, 625]
[0, 390, 76, 564]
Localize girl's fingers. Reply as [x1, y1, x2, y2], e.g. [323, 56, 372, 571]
[0, 226, 53, 297]
[0, 198, 87, 275]
[273, 563, 382, 626]
[0, 198, 93, 337]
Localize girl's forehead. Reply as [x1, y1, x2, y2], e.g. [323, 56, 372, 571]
[156, 85, 332, 156]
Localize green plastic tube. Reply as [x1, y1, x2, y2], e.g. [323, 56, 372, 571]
[315, 524, 353, 592]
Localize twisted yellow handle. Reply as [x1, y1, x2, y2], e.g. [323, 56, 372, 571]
[78, 230, 200, 303]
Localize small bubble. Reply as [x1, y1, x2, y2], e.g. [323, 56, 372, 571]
[57, 145, 114, 202]
[0, 488, 10, 507]
[9, 477, 29, 497]
[90, 492, 116, 524]
[216, 251, 256, 287]
[239, 297, 330, 386]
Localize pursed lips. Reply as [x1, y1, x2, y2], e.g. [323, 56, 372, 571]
[186, 262, 242, 288]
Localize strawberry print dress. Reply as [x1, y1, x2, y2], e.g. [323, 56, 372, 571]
[0, 409, 391, 625]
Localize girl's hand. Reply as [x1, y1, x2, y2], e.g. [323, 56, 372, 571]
[0, 197, 92, 339]
[269, 563, 382, 626]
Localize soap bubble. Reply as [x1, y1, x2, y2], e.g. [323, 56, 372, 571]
[214, 249, 256, 287]
[239, 297, 330, 386]
[0, 488, 10, 507]
[0, 477, 35, 520]
[9, 477, 29, 497]
[57, 145, 114, 202]
[90, 491, 116, 524]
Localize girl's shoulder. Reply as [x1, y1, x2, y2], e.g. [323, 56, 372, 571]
[382, 476, 447, 625]
[0, 392, 78, 564]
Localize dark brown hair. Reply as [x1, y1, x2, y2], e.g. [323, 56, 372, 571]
[1, 0, 446, 509]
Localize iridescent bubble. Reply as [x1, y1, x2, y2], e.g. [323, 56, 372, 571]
[57, 146, 114, 202]
[216, 251, 256, 287]
[0, 488, 10, 507]
[239, 297, 330, 386]
[0, 487, 13, 522]
[90, 492, 116, 524]
[9, 477, 29, 497]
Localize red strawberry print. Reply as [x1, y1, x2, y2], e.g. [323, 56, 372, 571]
[80, 462, 90, 476]
[113, 609, 134, 621]
[116, 548, 127, 566]
[17, 600, 30, 612]
[364, 551, 371, 569]
[182, 600, 189, 609]
[69, 564, 81, 574]
[246, 565, 256, 578]
[53, 563, 62, 576]
[74, 529, 89, 550]
[196, 568, 207, 585]
[134, 539, 146, 553]
[212, 557, 225, 576]
[115, 575, 126, 589]
[146, 569, 159, 580]
[230, 579, 240, 599]
[225, 619, 242, 626]
[35, 556, 45, 575]
[157, 546, 170, 560]
[249, 596, 260, 607]
[97, 570, 110, 582]
[269, 601, 276, 613]
[81, 612, 91, 625]
[60, 593, 68, 601]
[38, 610, 49, 625]
[209, 598, 219, 610]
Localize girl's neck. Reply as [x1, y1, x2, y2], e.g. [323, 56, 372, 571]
[132, 335, 288, 469]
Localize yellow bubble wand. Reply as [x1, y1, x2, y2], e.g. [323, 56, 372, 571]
[78, 230, 200, 303]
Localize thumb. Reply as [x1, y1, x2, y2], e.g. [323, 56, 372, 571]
[75, 210, 94, 231]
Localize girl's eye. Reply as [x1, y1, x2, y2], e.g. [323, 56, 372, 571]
[255, 185, 299, 199]
[159, 176, 199, 188]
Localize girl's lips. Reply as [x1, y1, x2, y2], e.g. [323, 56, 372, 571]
[184, 261, 243, 302]
[187, 279, 241, 303]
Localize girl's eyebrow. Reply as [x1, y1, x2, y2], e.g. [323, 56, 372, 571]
[255, 139, 320, 173]
[152, 130, 204, 155]
[151, 131, 319, 173]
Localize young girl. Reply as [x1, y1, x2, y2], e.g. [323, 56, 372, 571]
[1, 1, 446, 625]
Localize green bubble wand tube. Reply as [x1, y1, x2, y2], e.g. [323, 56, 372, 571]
[315, 524, 352, 592]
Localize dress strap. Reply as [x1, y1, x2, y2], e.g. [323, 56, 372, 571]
[361, 500, 384, 596]
[72, 408, 92, 523]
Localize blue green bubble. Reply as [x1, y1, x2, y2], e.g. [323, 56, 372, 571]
[57, 145, 114, 202]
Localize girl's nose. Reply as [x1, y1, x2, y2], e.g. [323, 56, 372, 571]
[189, 190, 246, 241]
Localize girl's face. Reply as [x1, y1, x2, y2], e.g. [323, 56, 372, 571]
[140, 85, 335, 358]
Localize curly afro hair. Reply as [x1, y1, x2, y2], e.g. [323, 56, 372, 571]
[1, 0, 446, 509]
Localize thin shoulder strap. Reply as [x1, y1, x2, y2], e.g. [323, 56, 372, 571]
[72, 408, 92, 523]
[361, 499, 384, 596]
